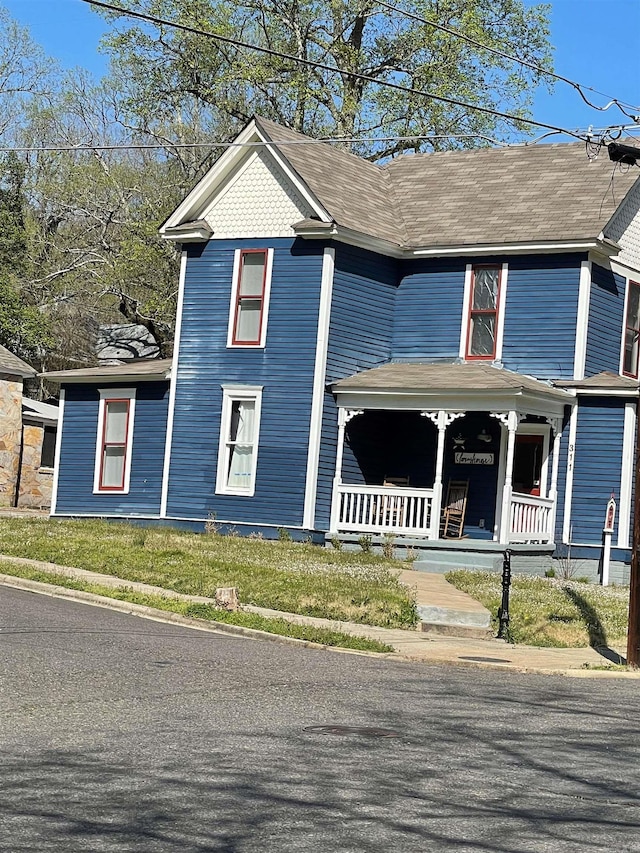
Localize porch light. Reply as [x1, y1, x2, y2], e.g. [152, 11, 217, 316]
[477, 429, 492, 444]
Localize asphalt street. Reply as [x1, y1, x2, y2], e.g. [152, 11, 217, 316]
[1, 586, 639, 853]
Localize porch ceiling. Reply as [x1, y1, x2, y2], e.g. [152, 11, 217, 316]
[332, 362, 571, 417]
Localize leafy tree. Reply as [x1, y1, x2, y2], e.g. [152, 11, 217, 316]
[0, 152, 51, 362]
[98, 0, 554, 158]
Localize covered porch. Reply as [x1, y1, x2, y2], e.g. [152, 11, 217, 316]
[329, 363, 571, 546]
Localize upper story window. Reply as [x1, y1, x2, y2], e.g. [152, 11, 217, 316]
[623, 280, 640, 378]
[227, 248, 273, 348]
[215, 386, 263, 496]
[93, 389, 136, 494]
[466, 265, 502, 359]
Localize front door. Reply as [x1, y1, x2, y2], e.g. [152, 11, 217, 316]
[513, 434, 544, 496]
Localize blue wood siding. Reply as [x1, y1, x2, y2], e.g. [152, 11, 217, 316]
[166, 238, 324, 526]
[570, 397, 625, 543]
[585, 264, 625, 376]
[55, 382, 169, 516]
[392, 258, 466, 359]
[315, 245, 398, 528]
[501, 254, 582, 379]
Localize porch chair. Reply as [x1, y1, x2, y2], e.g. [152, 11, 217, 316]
[440, 480, 469, 539]
[379, 476, 410, 529]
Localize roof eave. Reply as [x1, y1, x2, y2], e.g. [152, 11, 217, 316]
[40, 367, 172, 384]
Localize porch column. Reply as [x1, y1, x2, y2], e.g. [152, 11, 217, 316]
[548, 417, 563, 541]
[422, 410, 464, 539]
[329, 408, 362, 532]
[492, 411, 521, 544]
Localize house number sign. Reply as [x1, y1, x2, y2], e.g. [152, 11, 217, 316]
[454, 452, 494, 465]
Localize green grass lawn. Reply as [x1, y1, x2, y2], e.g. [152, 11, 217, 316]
[446, 569, 630, 648]
[0, 518, 416, 629]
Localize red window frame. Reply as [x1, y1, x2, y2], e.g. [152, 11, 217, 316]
[623, 280, 640, 378]
[231, 249, 268, 346]
[98, 397, 131, 491]
[465, 265, 502, 360]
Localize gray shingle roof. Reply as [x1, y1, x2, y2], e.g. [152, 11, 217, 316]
[0, 344, 36, 378]
[384, 143, 638, 247]
[41, 358, 172, 383]
[255, 117, 640, 249]
[554, 371, 639, 390]
[255, 117, 407, 245]
[333, 362, 570, 401]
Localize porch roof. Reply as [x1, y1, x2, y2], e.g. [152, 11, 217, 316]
[332, 362, 571, 415]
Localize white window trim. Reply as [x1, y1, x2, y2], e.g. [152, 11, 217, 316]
[215, 385, 263, 497]
[459, 262, 508, 361]
[93, 388, 136, 495]
[226, 248, 274, 348]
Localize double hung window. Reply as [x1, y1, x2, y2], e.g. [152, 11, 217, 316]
[466, 265, 501, 359]
[94, 389, 136, 493]
[623, 280, 640, 378]
[228, 249, 273, 347]
[216, 387, 262, 496]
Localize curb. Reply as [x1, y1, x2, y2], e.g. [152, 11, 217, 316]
[1, 572, 639, 678]
[0, 574, 393, 659]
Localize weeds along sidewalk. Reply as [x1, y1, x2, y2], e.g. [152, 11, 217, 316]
[0, 555, 636, 677]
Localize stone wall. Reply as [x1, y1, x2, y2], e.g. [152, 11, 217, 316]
[0, 375, 23, 507]
[18, 423, 54, 509]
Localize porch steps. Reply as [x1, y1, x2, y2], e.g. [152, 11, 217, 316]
[397, 570, 492, 638]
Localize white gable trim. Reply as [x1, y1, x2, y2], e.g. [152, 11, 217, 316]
[160, 120, 330, 234]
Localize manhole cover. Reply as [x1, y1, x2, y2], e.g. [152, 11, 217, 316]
[303, 725, 401, 738]
[458, 656, 512, 664]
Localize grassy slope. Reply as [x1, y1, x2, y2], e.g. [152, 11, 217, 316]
[0, 518, 417, 629]
[446, 570, 629, 648]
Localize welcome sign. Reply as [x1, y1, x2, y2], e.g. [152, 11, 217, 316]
[454, 452, 494, 465]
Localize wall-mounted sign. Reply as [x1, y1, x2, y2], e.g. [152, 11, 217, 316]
[455, 452, 494, 465]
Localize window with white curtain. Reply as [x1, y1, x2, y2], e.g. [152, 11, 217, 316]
[93, 388, 136, 493]
[216, 386, 263, 495]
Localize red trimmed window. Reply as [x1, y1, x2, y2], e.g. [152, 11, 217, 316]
[98, 398, 131, 490]
[232, 250, 268, 345]
[466, 265, 501, 359]
[623, 280, 640, 378]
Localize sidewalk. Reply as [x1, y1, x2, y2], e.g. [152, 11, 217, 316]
[0, 554, 634, 677]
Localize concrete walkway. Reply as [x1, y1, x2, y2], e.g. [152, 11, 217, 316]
[0, 554, 633, 677]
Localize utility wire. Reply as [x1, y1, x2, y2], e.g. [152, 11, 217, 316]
[4, 127, 640, 155]
[80, 0, 590, 142]
[377, 1, 640, 121]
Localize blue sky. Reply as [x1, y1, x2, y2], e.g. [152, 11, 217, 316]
[3, 0, 640, 141]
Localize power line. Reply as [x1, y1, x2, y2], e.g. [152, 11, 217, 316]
[0, 134, 516, 153]
[81, 0, 590, 142]
[5, 126, 639, 155]
[377, 1, 640, 121]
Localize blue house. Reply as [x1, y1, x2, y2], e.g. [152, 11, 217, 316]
[43, 119, 640, 581]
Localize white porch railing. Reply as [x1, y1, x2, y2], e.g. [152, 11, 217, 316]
[509, 492, 555, 543]
[336, 484, 434, 535]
